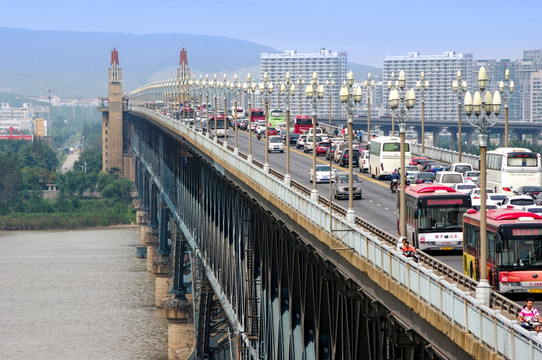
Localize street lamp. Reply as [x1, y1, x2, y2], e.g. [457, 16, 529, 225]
[389, 70, 416, 240]
[464, 66, 501, 306]
[306, 72, 325, 201]
[416, 72, 429, 155]
[500, 69, 515, 147]
[452, 71, 467, 161]
[340, 71, 362, 223]
[259, 73, 273, 173]
[297, 75, 305, 115]
[230, 74, 241, 154]
[281, 72, 295, 186]
[221, 74, 228, 148]
[363, 73, 375, 142]
[388, 72, 398, 136]
[243, 74, 257, 163]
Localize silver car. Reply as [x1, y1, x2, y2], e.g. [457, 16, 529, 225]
[333, 172, 362, 200]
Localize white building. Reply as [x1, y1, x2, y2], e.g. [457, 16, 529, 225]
[260, 48, 347, 119]
[382, 51, 475, 124]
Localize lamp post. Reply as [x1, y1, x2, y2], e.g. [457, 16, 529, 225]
[389, 70, 416, 240]
[210, 74, 218, 140]
[363, 73, 374, 142]
[416, 72, 429, 155]
[500, 69, 515, 147]
[259, 73, 273, 173]
[281, 72, 295, 186]
[388, 72, 397, 136]
[306, 72, 325, 202]
[452, 71, 467, 161]
[230, 74, 241, 154]
[340, 71, 362, 223]
[464, 66, 501, 306]
[221, 74, 228, 148]
[297, 75, 305, 115]
[243, 74, 256, 163]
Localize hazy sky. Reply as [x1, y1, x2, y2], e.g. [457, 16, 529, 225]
[4, 0, 540, 67]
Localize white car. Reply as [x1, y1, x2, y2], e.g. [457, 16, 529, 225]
[303, 135, 323, 153]
[254, 120, 266, 134]
[267, 135, 284, 153]
[360, 150, 370, 173]
[464, 171, 480, 183]
[469, 188, 495, 207]
[486, 193, 508, 207]
[309, 164, 336, 183]
[500, 195, 537, 210]
[451, 183, 478, 194]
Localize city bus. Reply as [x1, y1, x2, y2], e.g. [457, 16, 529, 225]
[463, 208, 542, 293]
[249, 109, 265, 131]
[230, 106, 245, 118]
[207, 115, 228, 137]
[400, 184, 472, 251]
[486, 147, 542, 193]
[369, 136, 411, 179]
[268, 109, 285, 128]
[293, 115, 313, 134]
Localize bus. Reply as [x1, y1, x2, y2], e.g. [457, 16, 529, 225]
[249, 109, 265, 131]
[268, 109, 285, 128]
[230, 107, 245, 118]
[369, 136, 411, 179]
[486, 147, 542, 193]
[463, 208, 542, 293]
[294, 115, 312, 134]
[207, 115, 228, 137]
[400, 184, 472, 251]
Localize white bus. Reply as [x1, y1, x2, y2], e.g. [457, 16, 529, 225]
[486, 147, 542, 193]
[230, 106, 245, 118]
[369, 136, 411, 179]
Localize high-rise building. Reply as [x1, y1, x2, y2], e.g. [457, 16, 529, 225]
[383, 52, 474, 124]
[531, 71, 542, 122]
[260, 48, 347, 119]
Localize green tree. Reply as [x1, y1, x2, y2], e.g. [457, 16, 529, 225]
[0, 151, 20, 211]
[102, 178, 133, 203]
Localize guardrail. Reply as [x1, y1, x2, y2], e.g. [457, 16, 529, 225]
[410, 143, 480, 169]
[132, 107, 541, 359]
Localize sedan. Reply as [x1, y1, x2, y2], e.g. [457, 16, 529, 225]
[309, 164, 336, 183]
[514, 186, 542, 199]
[288, 133, 300, 145]
[296, 135, 307, 149]
[304, 136, 323, 153]
[501, 195, 537, 210]
[450, 183, 478, 194]
[410, 172, 436, 184]
[464, 171, 480, 183]
[315, 141, 331, 156]
[334, 172, 362, 200]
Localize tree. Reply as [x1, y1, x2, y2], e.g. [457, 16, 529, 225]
[0, 151, 20, 210]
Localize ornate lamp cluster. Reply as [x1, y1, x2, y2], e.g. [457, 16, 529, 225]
[259, 73, 274, 173]
[306, 71, 325, 201]
[452, 71, 468, 161]
[280, 73, 296, 185]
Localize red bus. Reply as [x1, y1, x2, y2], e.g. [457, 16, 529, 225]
[463, 208, 542, 293]
[400, 184, 472, 251]
[249, 109, 265, 131]
[294, 115, 312, 134]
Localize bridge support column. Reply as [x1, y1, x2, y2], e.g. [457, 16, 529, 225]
[432, 130, 439, 147]
[164, 298, 194, 360]
[450, 131, 458, 151]
[145, 228, 159, 272]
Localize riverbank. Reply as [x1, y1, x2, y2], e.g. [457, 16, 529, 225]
[0, 199, 136, 230]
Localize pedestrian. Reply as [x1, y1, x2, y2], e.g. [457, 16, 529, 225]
[334, 128, 339, 137]
[518, 298, 542, 329]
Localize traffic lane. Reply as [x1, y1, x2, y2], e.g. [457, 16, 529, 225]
[237, 131, 399, 234]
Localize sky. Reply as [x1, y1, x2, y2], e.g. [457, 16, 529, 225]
[3, 0, 541, 67]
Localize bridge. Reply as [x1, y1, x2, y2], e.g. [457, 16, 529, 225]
[100, 49, 542, 359]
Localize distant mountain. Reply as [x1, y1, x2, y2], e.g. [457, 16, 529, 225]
[0, 28, 381, 98]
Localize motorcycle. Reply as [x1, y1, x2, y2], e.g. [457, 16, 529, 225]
[390, 178, 398, 193]
[256, 133, 262, 141]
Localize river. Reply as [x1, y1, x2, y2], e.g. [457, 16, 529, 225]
[0, 227, 168, 360]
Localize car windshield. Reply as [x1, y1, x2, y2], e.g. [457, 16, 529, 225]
[489, 194, 507, 201]
[457, 184, 476, 190]
[269, 137, 282, 143]
[418, 173, 435, 180]
[318, 142, 330, 147]
[337, 174, 360, 183]
[510, 198, 534, 205]
[521, 187, 542, 192]
[316, 165, 331, 172]
[465, 171, 480, 177]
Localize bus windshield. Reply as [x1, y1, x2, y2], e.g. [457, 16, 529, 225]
[508, 153, 538, 167]
[418, 205, 471, 231]
[251, 110, 264, 117]
[295, 118, 312, 125]
[499, 227, 542, 267]
[271, 110, 283, 117]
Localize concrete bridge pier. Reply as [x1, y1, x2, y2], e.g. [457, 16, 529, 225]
[145, 227, 159, 272]
[164, 297, 194, 360]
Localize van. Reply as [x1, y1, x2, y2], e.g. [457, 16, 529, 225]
[307, 127, 323, 137]
[434, 171, 465, 186]
[450, 163, 473, 175]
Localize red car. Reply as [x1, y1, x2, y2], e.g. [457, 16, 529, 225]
[267, 127, 278, 136]
[316, 141, 331, 156]
[411, 156, 427, 166]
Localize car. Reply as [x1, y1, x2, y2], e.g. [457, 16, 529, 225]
[500, 195, 537, 210]
[296, 135, 307, 149]
[267, 135, 284, 153]
[410, 172, 436, 184]
[471, 204, 499, 211]
[339, 148, 360, 167]
[469, 188, 495, 206]
[427, 162, 447, 173]
[523, 206, 542, 214]
[450, 163, 473, 175]
[315, 141, 331, 156]
[288, 132, 300, 145]
[359, 150, 370, 173]
[514, 186, 542, 199]
[486, 193, 509, 207]
[411, 157, 427, 166]
[304, 135, 323, 153]
[309, 164, 336, 183]
[237, 118, 248, 130]
[330, 137, 344, 146]
[434, 171, 464, 187]
[451, 183, 478, 194]
[464, 171, 480, 183]
[267, 127, 278, 136]
[255, 121, 266, 134]
[326, 145, 337, 161]
[334, 172, 362, 200]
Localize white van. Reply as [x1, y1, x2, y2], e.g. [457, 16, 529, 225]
[360, 150, 370, 173]
[434, 171, 465, 186]
[307, 127, 323, 137]
[450, 163, 473, 175]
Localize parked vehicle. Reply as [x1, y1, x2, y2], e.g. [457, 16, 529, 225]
[334, 172, 362, 200]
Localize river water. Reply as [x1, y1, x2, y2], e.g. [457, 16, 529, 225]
[0, 227, 168, 360]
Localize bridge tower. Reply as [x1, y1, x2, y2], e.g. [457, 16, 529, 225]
[176, 48, 191, 106]
[99, 48, 133, 180]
